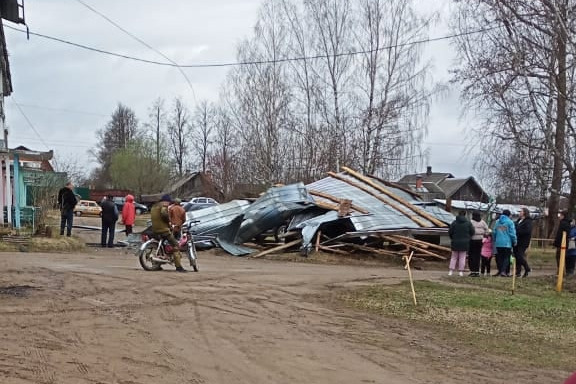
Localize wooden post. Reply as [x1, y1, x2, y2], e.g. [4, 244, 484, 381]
[403, 251, 417, 306]
[556, 232, 567, 292]
[315, 230, 321, 253]
[511, 256, 516, 295]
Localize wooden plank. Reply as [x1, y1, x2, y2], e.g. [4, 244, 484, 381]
[309, 190, 369, 214]
[315, 231, 321, 253]
[251, 239, 302, 259]
[381, 235, 446, 260]
[390, 235, 452, 253]
[328, 172, 429, 228]
[341, 166, 447, 228]
[404, 244, 446, 260]
[314, 201, 340, 211]
[318, 245, 349, 255]
[346, 243, 403, 257]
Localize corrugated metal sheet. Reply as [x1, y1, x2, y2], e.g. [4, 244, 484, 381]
[231, 183, 315, 244]
[186, 200, 250, 235]
[218, 183, 315, 256]
[306, 174, 450, 229]
[294, 173, 455, 247]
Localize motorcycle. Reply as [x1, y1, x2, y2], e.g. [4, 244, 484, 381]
[137, 221, 199, 272]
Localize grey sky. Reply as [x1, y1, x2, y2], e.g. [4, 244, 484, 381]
[4, 0, 475, 180]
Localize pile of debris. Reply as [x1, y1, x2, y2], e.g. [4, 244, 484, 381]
[186, 167, 455, 261]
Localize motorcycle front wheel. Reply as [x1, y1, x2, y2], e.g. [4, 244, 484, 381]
[139, 242, 163, 271]
[188, 244, 199, 272]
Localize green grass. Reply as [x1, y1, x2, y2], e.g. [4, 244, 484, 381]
[341, 277, 576, 369]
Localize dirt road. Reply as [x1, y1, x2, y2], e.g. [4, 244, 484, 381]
[0, 250, 566, 384]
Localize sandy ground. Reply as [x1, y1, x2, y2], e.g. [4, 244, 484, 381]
[0, 221, 569, 383]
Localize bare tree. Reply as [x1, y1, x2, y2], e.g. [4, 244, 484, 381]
[167, 97, 192, 176]
[144, 98, 167, 165]
[305, 0, 354, 172]
[92, 103, 138, 187]
[193, 100, 215, 173]
[352, 0, 435, 179]
[451, 0, 576, 233]
[51, 153, 89, 186]
[229, 0, 293, 184]
[207, 105, 238, 199]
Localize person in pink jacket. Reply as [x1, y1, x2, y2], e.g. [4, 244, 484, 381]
[480, 230, 494, 276]
[121, 194, 136, 236]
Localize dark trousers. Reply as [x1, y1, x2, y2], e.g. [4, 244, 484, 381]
[125, 225, 133, 236]
[480, 256, 492, 274]
[469, 240, 482, 273]
[60, 209, 74, 236]
[495, 247, 512, 276]
[513, 245, 531, 276]
[101, 220, 116, 247]
[557, 248, 576, 275]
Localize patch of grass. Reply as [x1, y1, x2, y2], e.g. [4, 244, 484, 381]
[27, 236, 86, 252]
[526, 247, 557, 269]
[341, 278, 576, 370]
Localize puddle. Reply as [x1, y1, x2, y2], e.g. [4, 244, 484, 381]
[0, 285, 39, 297]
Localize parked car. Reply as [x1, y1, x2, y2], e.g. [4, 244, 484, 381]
[182, 197, 218, 212]
[112, 197, 149, 215]
[74, 200, 102, 217]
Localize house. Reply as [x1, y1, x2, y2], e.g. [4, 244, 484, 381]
[0, 4, 28, 227]
[6, 146, 60, 228]
[140, 171, 224, 205]
[397, 166, 489, 204]
[0, 17, 14, 226]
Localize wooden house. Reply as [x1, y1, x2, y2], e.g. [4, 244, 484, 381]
[397, 166, 489, 203]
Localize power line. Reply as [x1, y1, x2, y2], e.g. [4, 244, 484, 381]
[12, 102, 107, 117]
[73, 0, 197, 103]
[11, 99, 50, 151]
[5, 24, 497, 69]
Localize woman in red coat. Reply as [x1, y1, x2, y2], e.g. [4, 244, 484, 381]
[121, 194, 136, 235]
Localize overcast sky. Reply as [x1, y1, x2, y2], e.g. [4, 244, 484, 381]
[3, 0, 475, 180]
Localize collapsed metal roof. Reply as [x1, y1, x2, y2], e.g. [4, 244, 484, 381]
[184, 168, 454, 256]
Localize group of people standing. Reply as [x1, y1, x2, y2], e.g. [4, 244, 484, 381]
[448, 208, 533, 277]
[99, 194, 187, 249]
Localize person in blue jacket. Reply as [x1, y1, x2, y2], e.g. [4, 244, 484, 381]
[566, 219, 576, 275]
[492, 209, 517, 277]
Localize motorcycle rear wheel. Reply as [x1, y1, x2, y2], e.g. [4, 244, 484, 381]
[139, 242, 163, 271]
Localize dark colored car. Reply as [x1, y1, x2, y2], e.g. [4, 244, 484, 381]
[112, 197, 149, 215]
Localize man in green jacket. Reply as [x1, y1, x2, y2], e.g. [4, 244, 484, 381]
[150, 194, 186, 272]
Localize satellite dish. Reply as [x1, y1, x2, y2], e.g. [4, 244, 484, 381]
[0, 0, 25, 25]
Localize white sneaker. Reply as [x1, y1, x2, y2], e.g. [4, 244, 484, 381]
[448, 270, 453, 276]
[459, 271, 464, 277]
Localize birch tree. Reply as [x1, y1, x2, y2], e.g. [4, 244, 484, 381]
[452, 0, 576, 232]
[167, 97, 193, 176]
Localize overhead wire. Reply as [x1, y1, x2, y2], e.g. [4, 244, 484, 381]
[11, 102, 107, 117]
[4, 23, 498, 69]
[73, 0, 197, 103]
[11, 99, 50, 151]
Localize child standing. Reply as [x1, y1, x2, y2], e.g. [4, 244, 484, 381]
[481, 231, 493, 276]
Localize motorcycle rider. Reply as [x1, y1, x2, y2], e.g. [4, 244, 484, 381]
[169, 197, 186, 238]
[150, 194, 186, 273]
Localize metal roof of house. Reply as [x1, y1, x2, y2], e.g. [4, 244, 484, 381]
[433, 199, 542, 218]
[304, 171, 453, 232]
[397, 172, 453, 185]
